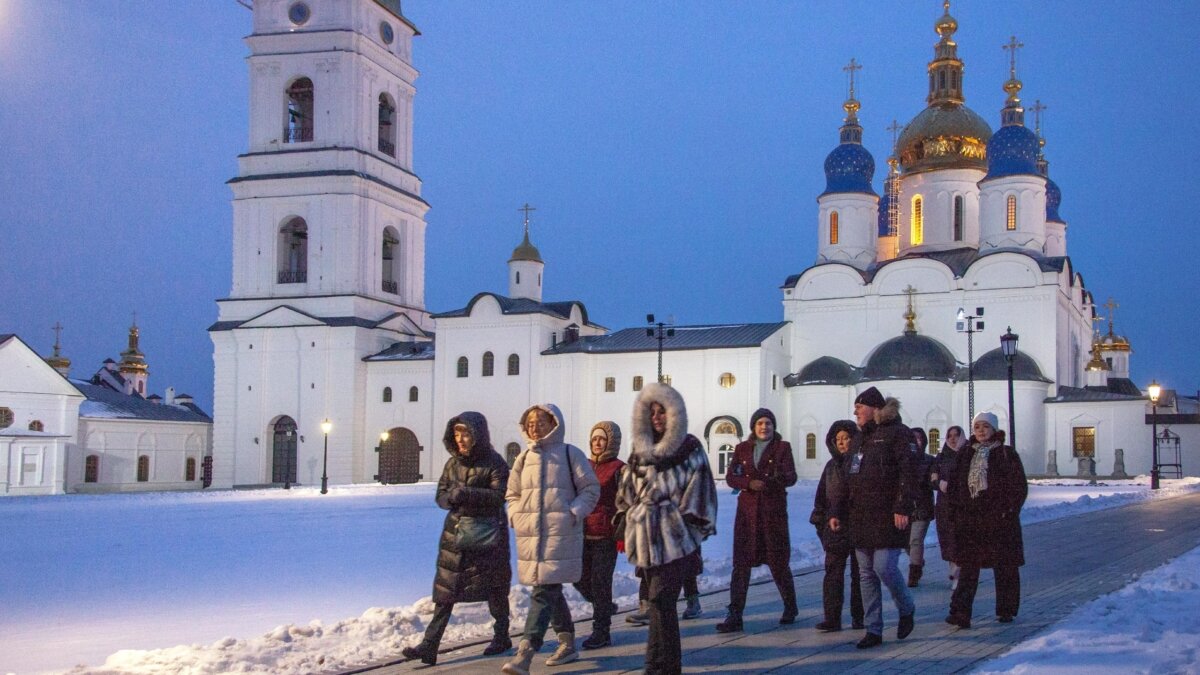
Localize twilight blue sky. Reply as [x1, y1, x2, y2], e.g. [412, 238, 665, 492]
[2, 1, 1198, 412]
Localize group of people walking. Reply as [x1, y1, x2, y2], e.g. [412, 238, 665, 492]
[402, 382, 1027, 673]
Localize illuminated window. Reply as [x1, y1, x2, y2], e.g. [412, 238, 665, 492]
[186, 458, 197, 482]
[28, 420, 44, 432]
[1072, 427, 1096, 458]
[604, 377, 615, 392]
[0, 407, 12, 428]
[632, 376, 644, 391]
[806, 433, 817, 460]
[953, 195, 964, 241]
[719, 372, 736, 388]
[1007, 195, 1017, 231]
[929, 428, 941, 451]
[911, 195, 924, 244]
[456, 357, 468, 378]
[482, 351, 495, 377]
[714, 421, 737, 435]
[829, 211, 839, 245]
[661, 374, 672, 386]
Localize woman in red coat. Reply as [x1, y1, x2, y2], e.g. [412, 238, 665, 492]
[715, 408, 798, 632]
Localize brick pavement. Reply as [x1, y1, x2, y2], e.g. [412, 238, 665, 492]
[349, 491, 1200, 674]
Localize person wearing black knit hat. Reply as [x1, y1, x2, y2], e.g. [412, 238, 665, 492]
[837, 386, 918, 649]
[715, 408, 798, 633]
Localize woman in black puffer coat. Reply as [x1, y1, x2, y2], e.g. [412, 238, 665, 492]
[810, 419, 864, 631]
[402, 412, 512, 665]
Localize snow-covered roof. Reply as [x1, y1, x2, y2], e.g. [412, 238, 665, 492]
[73, 380, 212, 423]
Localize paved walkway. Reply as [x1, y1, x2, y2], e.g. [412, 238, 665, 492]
[349, 491, 1200, 674]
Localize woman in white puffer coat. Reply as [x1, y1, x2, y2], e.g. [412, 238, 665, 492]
[502, 403, 599, 675]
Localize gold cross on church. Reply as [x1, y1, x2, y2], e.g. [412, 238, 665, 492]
[843, 58, 862, 99]
[1104, 297, 1119, 335]
[518, 203, 536, 236]
[903, 285, 918, 333]
[1003, 35, 1024, 78]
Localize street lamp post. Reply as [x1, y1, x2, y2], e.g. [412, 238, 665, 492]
[956, 307, 985, 422]
[646, 314, 675, 383]
[1000, 327, 1019, 451]
[1148, 381, 1161, 490]
[320, 418, 332, 494]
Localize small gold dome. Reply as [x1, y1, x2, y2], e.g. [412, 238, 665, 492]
[936, 6, 958, 38]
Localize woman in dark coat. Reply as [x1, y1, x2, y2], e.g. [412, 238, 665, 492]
[945, 412, 1027, 629]
[906, 427, 937, 587]
[402, 412, 512, 665]
[931, 425, 965, 588]
[716, 408, 798, 632]
[810, 419, 864, 631]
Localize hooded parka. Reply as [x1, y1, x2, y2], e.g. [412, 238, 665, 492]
[844, 397, 918, 550]
[431, 412, 512, 605]
[506, 403, 600, 585]
[616, 383, 718, 570]
[727, 408, 796, 568]
[811, 419, 859, 552]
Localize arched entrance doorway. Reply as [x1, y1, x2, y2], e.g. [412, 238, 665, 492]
[704, 416, 743, 477]
[377, 427, 422, 484]
[271, 416, 298, 484]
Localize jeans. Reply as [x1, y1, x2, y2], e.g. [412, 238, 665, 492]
[573, 538, 618, 630]
[951, 564, 1021, 619]
[423, 588, 510, 647]
[523, 584, 573, 649]
[822, 546, 863, 626]
[908, 520, 931, 567]
[855, 548, 915, 636]
[644, 554, 694, 674]
[728, 560, 796, 615]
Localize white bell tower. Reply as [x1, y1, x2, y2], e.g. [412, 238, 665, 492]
[508, 203, 545, 302]
[210, 0, 431, 489]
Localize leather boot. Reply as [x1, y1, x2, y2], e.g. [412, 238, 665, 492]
[581, 626, 610, 650]
[715, 607, 743, 633]
[544, 632, 578, 666]
[500, 639, 537, 675]
[482, 634, 512, 656]
[681, 593, 703, 620]
[401, 640, 438, 666]
[907, 563, 923, 587]
[625, 599, 650, 626]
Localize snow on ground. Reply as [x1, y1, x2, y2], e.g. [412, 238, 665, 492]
[1, 476, 1196, 674]
[973, 541, 1200, 675]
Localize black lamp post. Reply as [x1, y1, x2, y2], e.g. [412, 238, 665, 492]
[1148, 381, 1161, 490]
[1000, 327, 1019, 451]
[646, 314, 675, 383]
[957, 307, 985, 422]
[320, 418, 332, 494]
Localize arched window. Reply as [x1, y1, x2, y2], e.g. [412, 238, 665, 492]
[929, 428, 941, 452]
[377, 93, 396, 156]
[911, 195, 924, 244]
[0, 407, 13, 428]
[456, 357, 468, 378]
[136, 455, 150, 482]
[381, 227, 399, 294]
[829, 211, 839, 244]
[278, 217, 308, 284]
[806, 433, 817, 460]
[714, 421, 737, 436]
[409, 386, 418, 402]
[382, 387, 392, 403]
[953, 195, 964, 241]
[185, 457, 197, 482]
[482, 351, 495, 377]
[507, 353, 520, 376]
[515, 271, 520, 284]
[1006, 194, 1017, 231]
[85, 455, 99, 483]
[505, 442, 521, 467]
[633, 376, 644, 391]
[285, 77, 314, 143]
[28, 420, 44, 432]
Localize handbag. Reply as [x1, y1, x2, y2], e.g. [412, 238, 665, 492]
[455, 515, 501, 552]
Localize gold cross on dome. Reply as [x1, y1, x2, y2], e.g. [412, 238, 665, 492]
[843, 58, 863, 99]
[517, 203, 536, 235]
[1003, 35, 1024, 79]
[1103, 297, 1119, 335]
[887, 119, 903, 146]
[902, 285, 918, 332]
[1031, 100, 1047, 138]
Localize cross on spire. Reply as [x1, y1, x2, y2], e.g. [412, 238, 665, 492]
[1090, 313, 1106, 339]
[1003, 35, 1024, 79]
[518, 203, 536, 236]
[902, 284, 918, 333]
[843, 58, 862, 100]
[1031, 100, 1047, 137]
[1103, 297, 1119, 336]
[52, 322, 64, 356]
[887, 119, 902, 146]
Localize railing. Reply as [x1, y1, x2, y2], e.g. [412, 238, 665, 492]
[278, 270, 307, 284]
[378, 138, 396, 157]
[283, 126, 313, 143]
[382, 279, 398, 294]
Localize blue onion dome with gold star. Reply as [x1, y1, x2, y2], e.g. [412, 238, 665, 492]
[985, 45, 1040, 179]
[822, 73, 876, 196]
[896, 2, 992, 175]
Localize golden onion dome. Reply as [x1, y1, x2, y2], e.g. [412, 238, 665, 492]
[896, 105, 992, 174]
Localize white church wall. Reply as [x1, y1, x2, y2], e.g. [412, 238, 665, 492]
[1044, 400, 1148, 478]
[898, 169, 984, 252]
[0, 434, 67, 496]
[72, 418, 211, 493]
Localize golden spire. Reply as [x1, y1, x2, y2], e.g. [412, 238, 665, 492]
[928, 0, 964, 105]
[902, 285, 918, 334]
[119, 314, 148, 375]
[936, 1, 958, 40]
[1002, 35, 1025, 104]
[838, 58, 865, 144]
[46, 321, 71, 375]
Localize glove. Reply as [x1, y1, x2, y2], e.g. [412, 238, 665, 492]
[615, 539, 625, 554]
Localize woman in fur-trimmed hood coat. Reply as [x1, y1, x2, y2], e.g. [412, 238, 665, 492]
[506, 403, 600, 586]
[616, 383, 718, 570]
[432, 411, 512, 605]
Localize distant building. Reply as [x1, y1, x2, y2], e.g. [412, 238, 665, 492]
[211, 0, 1194, 490]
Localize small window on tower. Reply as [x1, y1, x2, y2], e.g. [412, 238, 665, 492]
[1007, 195, 1017, 231]
[377, 93, 396, 157]
[911, 195, 924, 244]
[829, 211, 839, 245]
[285, 77, 314, 143]
[953, 195, 964, 241]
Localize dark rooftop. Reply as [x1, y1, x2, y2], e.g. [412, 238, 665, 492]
[544, 322, 788, 355]
[432, 293, 602, 328]
[364, 341, 435, 362]
[73, 380, 212, 423]
[783, 247, 1071, 289]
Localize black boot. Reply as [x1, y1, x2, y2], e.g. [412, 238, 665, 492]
[482, 634, 512, 656]
[715, 608, 743, 633]
[402, 640, 438, 665]
[907, 563, 923, 588]
[856, 632, 883, 649]
[581, 626, 611, 650]
[897, 612, 915, 640]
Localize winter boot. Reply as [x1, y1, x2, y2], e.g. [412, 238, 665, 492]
[681, 593, 703, 620]
[482, 634, 513, 656]
[581, 626, 611, 650]
[500, 639, 536, 675]
[544, 632, 579, 666]
[897, 611, 915, 640]
[714, 608, 743, 633]
[625, 600, 650, 626]
[907, 563, 923, 588]
[401, 640, 438, 666]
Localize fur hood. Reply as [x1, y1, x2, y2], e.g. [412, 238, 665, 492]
[519, 403, 565, 451]
[441, 411, 494, 463]
[630, 383, 689, 465]
[825, 419, 859, 458]
[873, 397, 903, 426]
[588, 421, 622, 463]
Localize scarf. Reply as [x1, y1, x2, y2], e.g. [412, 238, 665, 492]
[967, 439, 1000, 499]
[753, 439, 769, 467]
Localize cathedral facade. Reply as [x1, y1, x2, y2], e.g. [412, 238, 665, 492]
[211, 0, 1177, 491]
